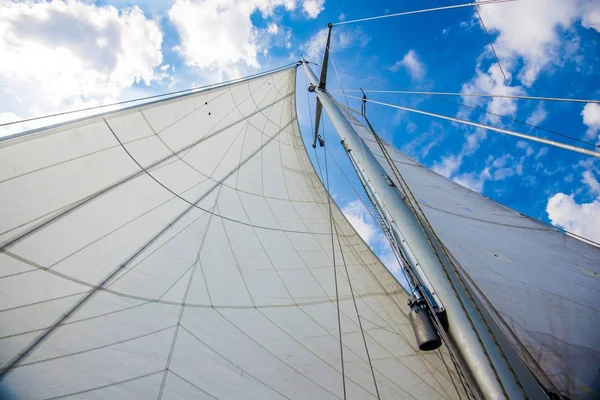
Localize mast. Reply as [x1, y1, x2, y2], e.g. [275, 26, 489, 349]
[301, 40, 546, 399]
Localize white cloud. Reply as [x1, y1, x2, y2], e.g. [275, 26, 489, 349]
[460, 64, 525, 124]
[547, 193, 600, 242]
[433, 154, 462, 178]
[169, 0, 298, 75]
[525, 103, 548, 126]
[0, 1, 163, 115]
[302, 0, 325, 19]
[582, 170, 600, 195]
[582, 103, 600, 140]
[547, 169, 600, 243]
[475, 0, 581, 87]
[341, 200, 403, 277]
[432, 128, 487, 179]
[301, 27, 370, 62]
[342, 201, 379, 245]
[581, 0, 600, 32]
[389, 50, 426, 81]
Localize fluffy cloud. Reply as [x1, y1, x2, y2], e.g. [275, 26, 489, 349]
[302, 0, 325, 19]
[547, 194, 600, 242]
[301, 26, 370, 62]
[460, 64, 524, 124]
[547, 168, 600, 243]
[169, 0, 323, 77]
[582, 103, 600, 141]
[0, 1, 163, 116]
[389, 50, 426, 81]
[342, 200, 379, 245]
[525, 103, 548, 126]
[341, 200, 401, 275]
[475, 0, 582, 86]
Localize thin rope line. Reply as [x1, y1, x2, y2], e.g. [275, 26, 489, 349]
[333, 223, 381, 399]
[322, 116, 347, 399]
[332, 0, 515, 26]
[331, 89, 600, 105]
[342, 95, 600, 158]
[0, 62, 298, 130]
[330, 53, 350, 108]
[475, 6, 507, 83]
[431, 95, 599, 148]
[157, 191, 220, 400]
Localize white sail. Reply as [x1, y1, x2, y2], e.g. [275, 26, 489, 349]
[343, 111, 600, 400]
[0, 67, 463, 399]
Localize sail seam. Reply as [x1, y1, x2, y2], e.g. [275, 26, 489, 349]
[45, 369, 165, 400]
[157, 186, 222, 399]
[166, 368, 219, 399]
[0, 92, 294, 249]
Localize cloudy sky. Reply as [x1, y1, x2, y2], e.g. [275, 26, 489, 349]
[1, 0, 599, 277]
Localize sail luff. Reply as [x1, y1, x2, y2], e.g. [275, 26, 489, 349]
[301, 61, 547, 399]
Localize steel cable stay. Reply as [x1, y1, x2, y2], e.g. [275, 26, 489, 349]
[340, 95, 600, 158]
[330, 89, 600, 105]
[326, 92, 598, 149]
[331, 0, 516, 26]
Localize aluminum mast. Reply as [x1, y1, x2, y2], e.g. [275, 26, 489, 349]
[301, 58, 547, 399]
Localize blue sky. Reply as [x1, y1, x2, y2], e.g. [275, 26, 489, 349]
[1, 0, 599, 276]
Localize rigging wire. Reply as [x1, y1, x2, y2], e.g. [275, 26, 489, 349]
[319, 109, 348, 399]
[332, 218, 382, 400]
[431, 95, 599, 148]
[0, 62, 299, 130]
[331, 89, 600, 105]
[332, 0, 516, 26]
[341, 95, 600, 158]
[475, 6, 508, 83]
[328, 89, 599, 148]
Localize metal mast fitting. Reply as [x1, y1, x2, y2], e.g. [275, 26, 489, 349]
[301, 61, 547, 400]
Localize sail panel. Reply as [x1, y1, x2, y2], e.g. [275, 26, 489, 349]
[346, 111, 600, 399]
[0, 68, 463, 399]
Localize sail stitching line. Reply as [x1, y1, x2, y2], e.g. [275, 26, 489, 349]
[157, 186, 223, 399]
[45, 369, 166, 400]
[211, 307, 343, 399]
[0, 300, 152, 341]
[230, 74, 412, 398]
[365, 122, 525, 398]
[105, 203, 219, 290]
[0, 114, 294, 383]
[5, 325, 176, 370]
[0, 92, 294, 250]
[262, 92, 424, 398]
[0, 249, 404, 310]
[166, 368, 219, 399]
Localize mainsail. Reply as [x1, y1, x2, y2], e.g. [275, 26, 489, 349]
[0, 66, 465, 399]
[342, 110, 600, 399]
